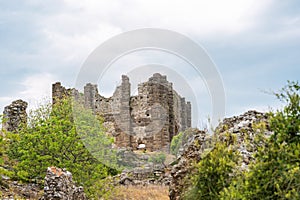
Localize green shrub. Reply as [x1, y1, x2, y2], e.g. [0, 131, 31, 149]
[7, 98, 118, 198]
[220, 81, 300, 199]
[170, 132, 183, 156]
[149, 152, 166, 164]
[184, 133, 240, 200]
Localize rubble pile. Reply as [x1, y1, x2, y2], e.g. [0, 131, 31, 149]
[40, 167, 86, 200]
[0, 180, 41, 199]
[216, 110, 272, 168]
[169, 110, 272, 200]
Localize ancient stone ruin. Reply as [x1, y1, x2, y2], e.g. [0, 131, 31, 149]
[53, 73, 192, 152]
[2, 99, 28, 133]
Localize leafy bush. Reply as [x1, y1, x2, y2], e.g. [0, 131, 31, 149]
[149, 152, 166, 164]
[184, 133, 240, 200]
[0, 115, 14, 186]
[0, 136, 13, 186]
[220, 81, 300, 199]
[170, 132, 183, 156]
[183, 81, 300, 200]
[7, 98, 118, 198]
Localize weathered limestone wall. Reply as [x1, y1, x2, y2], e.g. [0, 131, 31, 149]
[113, 75, 132, 148]
[52, 82, 82, 104]
[172, 91, 191, 133]
[130, 73, 172, 151]
[186, 102, 192, 128]
[84, 83, 98, 111]
[52, 82, 69, 104]
[2, 99, 28, 133]
[52, 73, 192, 152]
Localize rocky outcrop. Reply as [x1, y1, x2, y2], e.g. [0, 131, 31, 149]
[216, 110, 272, 169]
[40, 167, 86, 200]
[169, 129, 207, 200]
[169, 110, 272, 200]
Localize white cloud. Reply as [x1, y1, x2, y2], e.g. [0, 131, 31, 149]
[19, 73, 56, 110]
[59, 0, 272, 34]
[0, 97, 14, 109]
[2, 0, 298, 125]
[0, 73, 56, 115]
[35, 0, 274, 68]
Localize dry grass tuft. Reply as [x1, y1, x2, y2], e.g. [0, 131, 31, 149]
[108, 185, 169, 200]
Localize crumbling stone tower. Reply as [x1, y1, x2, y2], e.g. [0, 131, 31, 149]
[52, 82, 81, 104]
[2, 99, 28, 133]
[52, 73, 192, 152]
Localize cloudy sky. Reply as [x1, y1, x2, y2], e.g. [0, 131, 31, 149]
[0, 0, 299, 127]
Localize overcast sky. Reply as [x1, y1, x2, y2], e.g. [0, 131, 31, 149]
[0, 0, 299, 127]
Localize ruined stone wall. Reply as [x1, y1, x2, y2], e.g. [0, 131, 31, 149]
[83, 83, 98, 110]
[52, 82, 69, 104]
[113, 75, 132, 148]
[172, 91, 191, 133]
[52, 73, 192, 152]
[2, 99, 28, 133]
[130, 73, 172, 151]
[52, 82, 82, 104]
[186, 102, 192, 128]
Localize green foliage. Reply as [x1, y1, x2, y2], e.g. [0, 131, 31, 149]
[0, 135, 13, 186]
[170, 132, 183, 156]
[270, 80, 300, 143]
[149, 152, 166, 164]
[7, 98, 118, 197]
[0, 115, 13, 186]
[171, 129, 202, 157]
[184, 133, 240, 200]
[220, 81, 300, 199]
[89, 176, 116, 199]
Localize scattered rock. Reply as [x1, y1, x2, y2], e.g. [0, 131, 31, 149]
[0, 180, 42, 199]
[114, 163, 171, 187]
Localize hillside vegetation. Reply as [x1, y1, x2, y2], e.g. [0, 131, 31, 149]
[181, 81, 300, 199]
[0, 81, 299, 199]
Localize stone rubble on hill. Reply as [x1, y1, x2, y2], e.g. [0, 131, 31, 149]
[116, 163, 171, 186]
[216, 110, 272, 169]
[169, 110, 272, 200]
[0, 180, 41, 199]
[40, 167, 86, 200]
